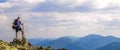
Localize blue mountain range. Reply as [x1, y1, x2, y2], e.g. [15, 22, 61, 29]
[28, 34, 120, 50]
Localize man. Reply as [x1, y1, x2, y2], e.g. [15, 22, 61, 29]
[12, 17, 25, 39]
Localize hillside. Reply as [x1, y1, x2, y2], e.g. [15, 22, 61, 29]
[0, 38, 36, 50]
[40, 37, 85, 50]
[75, 34, 120, 50]
[95, 42, 120, 50]
[0, 38, 67, 50]
[29, 37, 85, 50]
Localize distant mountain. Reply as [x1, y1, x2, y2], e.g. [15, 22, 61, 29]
[41, 37, 84, 50]
[28, 38, 53, 46]
[95, 42, 120, 50]
[29, 34, 120, 50]
[29, 37, 84, 50]
[75, 34, 120, 50]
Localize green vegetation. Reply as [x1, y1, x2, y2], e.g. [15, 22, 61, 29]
[0, 38, 67, 50]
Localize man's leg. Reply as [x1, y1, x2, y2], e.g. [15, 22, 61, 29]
[16, 32, 18, 39]
[16, 29, 18, 39]
[21, 30, 25, 38]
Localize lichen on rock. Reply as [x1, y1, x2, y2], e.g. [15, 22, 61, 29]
[0, 37, 37, 50]
[0, 38, 67, 50]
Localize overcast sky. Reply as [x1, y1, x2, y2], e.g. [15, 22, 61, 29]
[0, 0, 120, 41]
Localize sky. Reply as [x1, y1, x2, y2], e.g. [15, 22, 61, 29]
[0, 0, 120, 41]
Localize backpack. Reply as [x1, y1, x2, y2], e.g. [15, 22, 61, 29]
[12, 19, 17, 29]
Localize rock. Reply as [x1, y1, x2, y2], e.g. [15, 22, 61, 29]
[10, 37, 37, 50]
[11, 37, 32, 47]
[0, 40, 17, 50]
[0, 38, 37, 50]
[0, 38, 67, 50]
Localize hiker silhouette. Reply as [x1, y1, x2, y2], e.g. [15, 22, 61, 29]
[12, 17, 25, 39]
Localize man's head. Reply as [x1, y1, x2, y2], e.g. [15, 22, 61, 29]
[17, 17, 20, 20]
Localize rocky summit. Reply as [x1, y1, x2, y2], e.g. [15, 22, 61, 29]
[0, 38, 67, 50]
[0, 37, 36, 50]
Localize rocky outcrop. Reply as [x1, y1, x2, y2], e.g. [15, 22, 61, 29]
[0, 38, 36, 50]
[0, 38, 67, 50]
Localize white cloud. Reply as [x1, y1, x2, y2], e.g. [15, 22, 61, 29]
[0, 2, 12, 12]
[0, 0, 120, 41]
[22, 0, 45, 3]
[0, 15, 7, 20]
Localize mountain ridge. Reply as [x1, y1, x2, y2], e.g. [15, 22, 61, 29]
[29, 34, 120, 50]
[95, 42, 120, 50]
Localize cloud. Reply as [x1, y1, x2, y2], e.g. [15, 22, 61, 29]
[22, 0, 45, 3]
[3, 0, 120, 13]
[0, 2, 12, 12]
[31, 0, 95, 12]
[3, 0, 45, 12]
[31, 0, 120, 12]
[0, 0, 120, 41]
